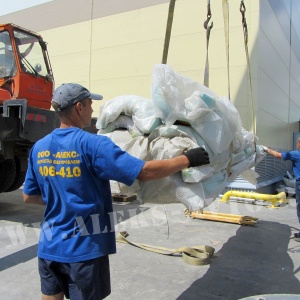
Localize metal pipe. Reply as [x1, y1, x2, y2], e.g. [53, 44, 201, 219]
[221, 190, 287, 208]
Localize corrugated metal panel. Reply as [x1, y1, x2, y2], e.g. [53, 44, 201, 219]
[255, 153, 292, 183]
[226, 150, 293, 191]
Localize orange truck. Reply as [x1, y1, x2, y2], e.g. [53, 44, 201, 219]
[0, 23, 60, 193]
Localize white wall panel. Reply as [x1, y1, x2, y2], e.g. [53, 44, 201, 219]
[257, 0, 300, 150]
[259, 31, 289, 96]
[42, 22, 93, 88]
[224, 66, 249, 105]
[50, 54, 91, 86]
[258, 70, 290, 121]
[260, 0, 291, 68]
[289, 100, 300, 125]
[92, 6, 166, 49]
[290, 51, 300, 86]
[43, 23, 92, 55]
[289, 77, 300, 109]
[4, 0, 289, 138]
[90, 40, 160, 80]
[235, 106, 249, 131]
[256, 109, 290, 149]
[90, 76, 151, 114]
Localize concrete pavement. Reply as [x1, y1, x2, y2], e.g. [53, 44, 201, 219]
[0, 189, 300, 299]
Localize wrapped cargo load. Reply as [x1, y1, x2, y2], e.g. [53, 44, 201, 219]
[97, 64, 266, 211]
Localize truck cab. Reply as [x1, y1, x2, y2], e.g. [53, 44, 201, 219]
[0, 23, 54, 109]
[0, 24, 59, 193]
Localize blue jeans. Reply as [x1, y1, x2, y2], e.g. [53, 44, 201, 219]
[296, 180, 300, 224]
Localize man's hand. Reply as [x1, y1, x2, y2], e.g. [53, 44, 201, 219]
[261, 145, 269, 152]
[183, 147, 210, 168]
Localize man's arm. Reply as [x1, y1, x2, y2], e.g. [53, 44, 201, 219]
[264, 147, 283, 158]
[137, 147, 210, 182]
[22, 193, 45, 205]
[137, 155, 190, 182]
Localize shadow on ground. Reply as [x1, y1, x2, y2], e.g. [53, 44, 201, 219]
[177, 221, 300, 300]
[0, 191, 44, 224]
[0, 192, 148, 273]
[0, 244, 38, 272]
[0, 191, 147, 225]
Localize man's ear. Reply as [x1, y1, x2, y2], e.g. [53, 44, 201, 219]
[77, 101, 83, 110]
[75, 102, 82, 115]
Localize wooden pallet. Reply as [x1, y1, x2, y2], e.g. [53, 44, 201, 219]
[112, 194, 137, 202]
[184, 209, 258, 226]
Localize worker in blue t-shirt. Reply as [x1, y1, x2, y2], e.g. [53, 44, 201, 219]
[22, 83, 210, 300]
[264, 140, 300, 242]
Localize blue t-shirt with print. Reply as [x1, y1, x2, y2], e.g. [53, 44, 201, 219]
[23, 127, 145, 263]
[282, 150, 300, 179]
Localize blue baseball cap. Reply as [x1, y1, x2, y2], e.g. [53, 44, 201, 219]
[52, 83, 103, 112]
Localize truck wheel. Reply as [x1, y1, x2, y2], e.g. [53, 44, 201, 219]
[0, 159, 16, 193]
[5, 157, 26, 192]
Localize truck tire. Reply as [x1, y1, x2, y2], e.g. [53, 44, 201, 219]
[5, 157, 26, 192]
[0, 159, 16, 193]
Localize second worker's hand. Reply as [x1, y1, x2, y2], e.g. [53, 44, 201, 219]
[183, 147, 210, 168]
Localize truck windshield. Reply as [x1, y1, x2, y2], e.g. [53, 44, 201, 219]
[0, 31, 17, 77]
[14, 30, 49, 77]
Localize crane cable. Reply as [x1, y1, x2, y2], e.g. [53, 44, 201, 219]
[203, 0, 213, 87]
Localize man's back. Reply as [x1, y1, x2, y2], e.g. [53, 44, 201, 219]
[24, 127, 144, 263]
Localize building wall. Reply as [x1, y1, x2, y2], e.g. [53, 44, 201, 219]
[2, 0, 299, 152]
[257, 0, 300, 150]
[1, 0, 259, 122]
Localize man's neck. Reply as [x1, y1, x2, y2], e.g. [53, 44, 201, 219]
[59, 115, 83, 129]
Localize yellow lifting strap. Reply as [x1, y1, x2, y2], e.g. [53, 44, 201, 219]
[116, 231, 215, 266]
[185, 209, 258, 226]
[240, 0, 256, 141]
[203, 0, 213, 87]
[222, 0, 230, 99]
[162, 0, 176, 64]
[222, 0, 233, 177]
[162, 0, 213, 88]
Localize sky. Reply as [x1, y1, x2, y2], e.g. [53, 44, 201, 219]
[0, 0, 52, 16]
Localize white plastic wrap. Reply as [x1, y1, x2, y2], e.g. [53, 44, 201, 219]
[151, 64, 241, 154]
[151, 64, 218, 126]
[96, 95, 161, 134]
[147, 126, 215, 183]
[228, 146, 266, 181]
[97, 64, 266, 211]
[98, 115, 144, 137]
